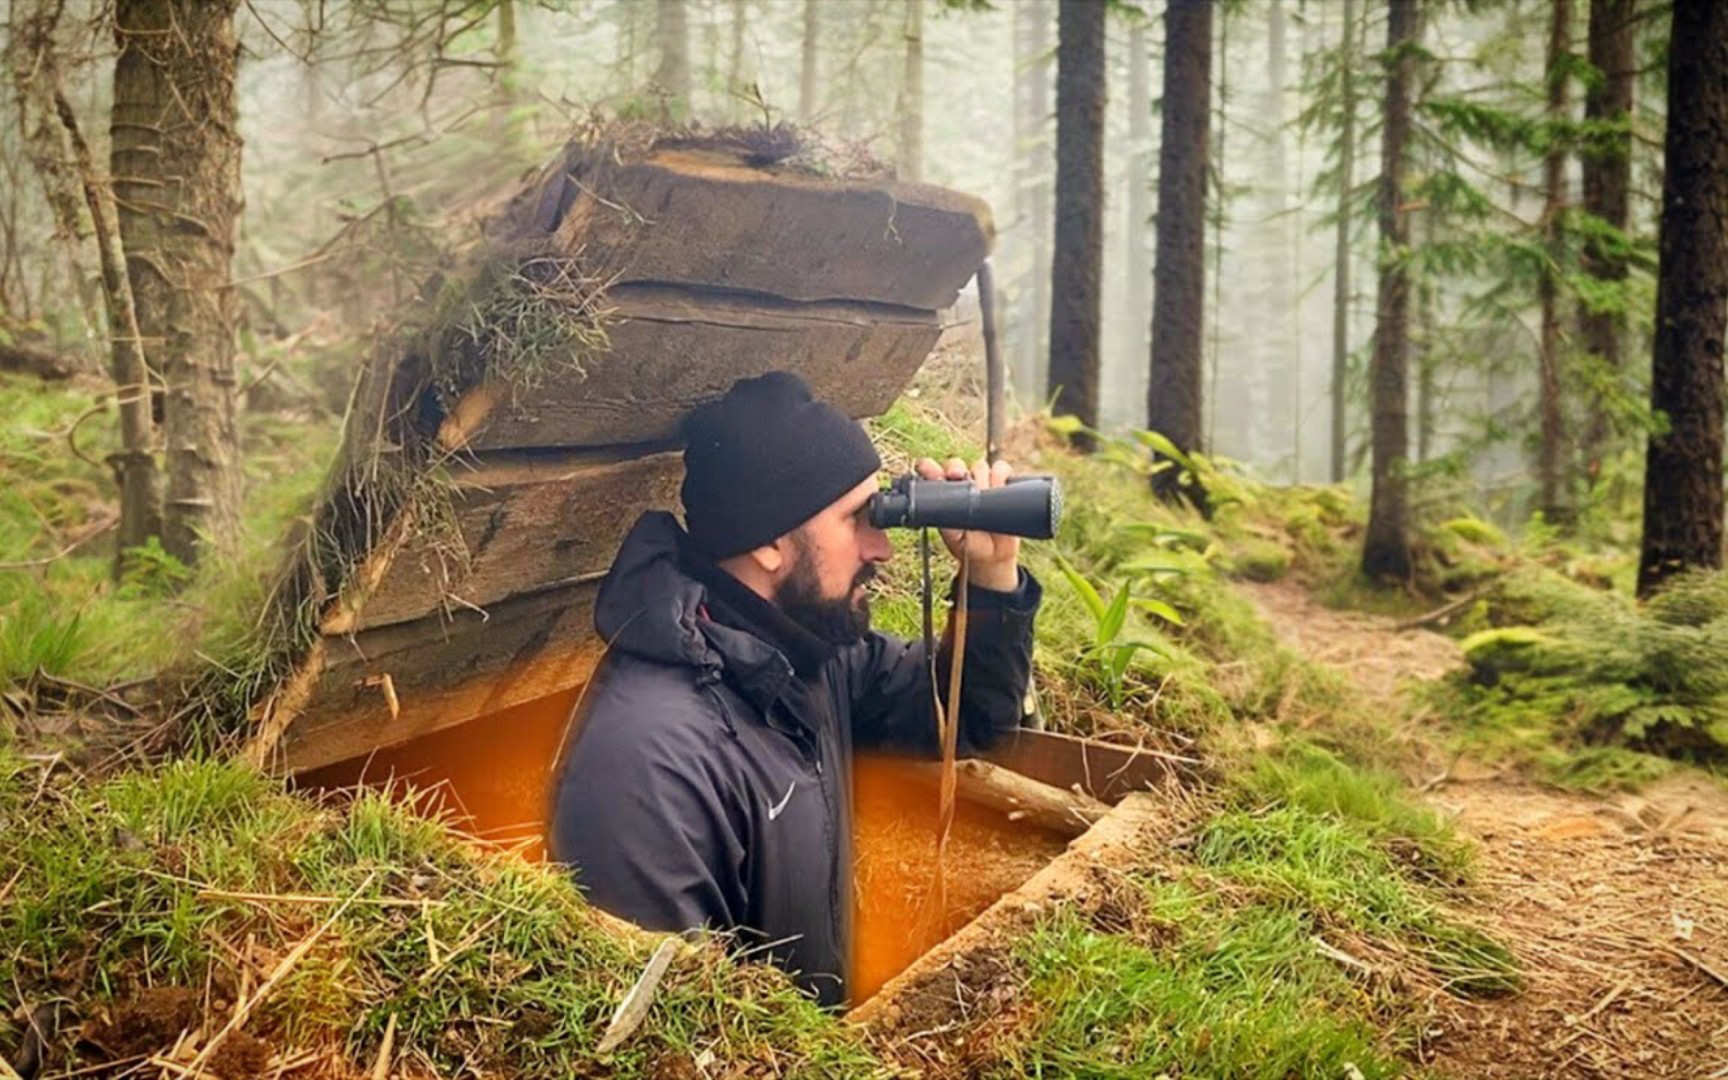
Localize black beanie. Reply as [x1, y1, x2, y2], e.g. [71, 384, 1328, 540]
[681, 371, 882, 558]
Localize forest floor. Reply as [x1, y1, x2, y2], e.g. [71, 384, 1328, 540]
[1241, 579, 1728, 1080]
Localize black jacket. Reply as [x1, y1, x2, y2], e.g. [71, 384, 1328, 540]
[548, 511, 1041, 1007]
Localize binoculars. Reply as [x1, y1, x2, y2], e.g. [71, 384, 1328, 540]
[866, 473, 1063, 540]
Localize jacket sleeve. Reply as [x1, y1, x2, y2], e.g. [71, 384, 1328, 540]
[846, 567, 1042, 757]
[548, 680, 749, 935]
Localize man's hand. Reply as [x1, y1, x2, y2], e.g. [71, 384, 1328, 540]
[913, 457, 1021, 592]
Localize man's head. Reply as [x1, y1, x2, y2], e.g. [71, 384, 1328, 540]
[681, 372, 892, 642]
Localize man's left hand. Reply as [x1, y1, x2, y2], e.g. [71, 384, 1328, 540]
[913, 457, 1021, 592]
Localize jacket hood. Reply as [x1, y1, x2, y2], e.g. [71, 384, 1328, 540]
[595, 512, 795, 708]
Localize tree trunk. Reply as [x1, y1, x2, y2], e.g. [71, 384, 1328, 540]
[1015, 0, 1054, 404]
[1579, 0, 1635, 471]
[1125, 17, 1151, 383]
[1330, 0, 1358, 484]
[1362, 0, 1417, 582]
[801, 0, 820, 122]
[10, 0, 161, 571]
[729, 0, 748, 121]
[1637, 0, 1728, 598]
[1148, 0, 1211, 496]
[1417, 214, 1437, 464]
[1536, 0, 1571, 524]
[4, 7, 104, 360]
[1046, 0, 1105, 450]
[897, 0, 924, 182]
[113, 0, 246, 568]
[653, 0, 691, 120]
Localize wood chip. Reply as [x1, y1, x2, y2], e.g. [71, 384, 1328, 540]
[369, 1013, 397, 1080]
[596, 937, 681, 1055]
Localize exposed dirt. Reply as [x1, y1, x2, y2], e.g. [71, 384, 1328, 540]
[851, 754, 1070, 1004]
[856, 787, 1204, 1078]
[1240, 579, 1728, 1079]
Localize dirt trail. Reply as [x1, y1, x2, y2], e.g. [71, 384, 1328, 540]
[1239, 580, 1728, 1080]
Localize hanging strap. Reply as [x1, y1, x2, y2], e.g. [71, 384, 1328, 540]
[921, 528, 968, 922]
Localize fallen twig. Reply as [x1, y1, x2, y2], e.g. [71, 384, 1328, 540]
[1395, 591, 1483, 633]
[596, 937, 681, 1055]
[1313, 935, 1378, 975]
[1661, 943, 1728, 992]
[369, 1013, 397, 1080]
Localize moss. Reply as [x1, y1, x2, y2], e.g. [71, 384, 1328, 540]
[1225, 536, 1294, 583]
[1439, 515, 1508, 548]
[1430, 569, 1728, 785]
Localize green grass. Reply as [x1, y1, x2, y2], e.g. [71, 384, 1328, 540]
[1004, 885, 1401, 1080]
[0, 373, 337, 708]
[0, 746, 884, 1078]
[983, 736, 1517, 1078]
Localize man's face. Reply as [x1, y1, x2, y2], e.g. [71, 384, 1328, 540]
[774, 475, 894, 645]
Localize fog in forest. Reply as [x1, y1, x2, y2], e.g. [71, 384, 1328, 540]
[9, 0, 1674, 524]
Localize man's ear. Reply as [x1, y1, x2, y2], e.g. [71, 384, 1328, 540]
[745, 538, 786, 575]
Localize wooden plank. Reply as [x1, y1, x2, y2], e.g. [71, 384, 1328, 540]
[352, 451, 683, 631]
[279, 580, 604, 773]
[549, 147, 993, 311]
[449, 285, 942, 452]
[983, 728, 1189, 803]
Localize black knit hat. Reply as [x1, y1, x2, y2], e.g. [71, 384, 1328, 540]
[681, 371, 882, 558]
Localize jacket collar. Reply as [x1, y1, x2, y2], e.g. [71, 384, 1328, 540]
[595, 512, 828, 715]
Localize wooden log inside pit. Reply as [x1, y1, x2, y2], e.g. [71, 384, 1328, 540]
[986, 728, 1194, 802]
[901, 758, 1110, 839]
[277, 579, 603, 773]
[526, 145, 993, 311]
[444, 285, 943, 452]
[349, 451, 683, 631]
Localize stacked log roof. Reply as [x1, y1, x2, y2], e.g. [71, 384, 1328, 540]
[245, 130, 994, 774]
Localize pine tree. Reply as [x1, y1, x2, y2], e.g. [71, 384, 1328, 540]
[1637, 0, 1728, 596]
[1047, 0, 1105, 449]
[1578, 0, 1635, 466]
[801, 0, 820, 121]
[652, 0, 691, 119]
[1014, 0, 1054, 403]
[1148, 0, 1211, 498]
[1535, 0, 1573, 523]
[1363, 0, 1418, 581]
[898, 0, 924, 181]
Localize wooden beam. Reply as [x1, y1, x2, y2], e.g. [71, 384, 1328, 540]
[281, 579, 604, 773]
[548, 147, 993, 311]
[446, 285, 943, 452]
[351, 451, 682, 631]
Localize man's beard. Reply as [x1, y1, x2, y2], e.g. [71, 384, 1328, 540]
[776, 538, 875, 645]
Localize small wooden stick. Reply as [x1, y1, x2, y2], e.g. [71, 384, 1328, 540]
[596, 937, 681, 1055]
[369, 1013, 397, 1080]
[1663, 943, 1728, 991]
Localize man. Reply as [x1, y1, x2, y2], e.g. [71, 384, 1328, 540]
[549, 370, 1040, 1007]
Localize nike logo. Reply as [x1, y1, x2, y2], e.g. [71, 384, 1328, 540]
[767, 781, 796, 821]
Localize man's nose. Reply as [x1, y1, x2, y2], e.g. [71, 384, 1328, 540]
[862, 524, 893, 563]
